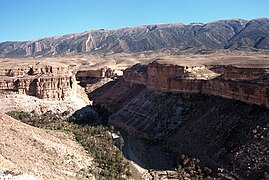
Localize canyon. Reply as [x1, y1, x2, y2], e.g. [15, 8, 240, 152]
[1, 52, 269, 179]
[88, 57, 269, 179]
[1, 15, 269, 179]
[4, 51, 260, 110]
[89, 60, 269, 141]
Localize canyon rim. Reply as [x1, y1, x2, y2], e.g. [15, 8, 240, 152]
[0, 15, 269, 180]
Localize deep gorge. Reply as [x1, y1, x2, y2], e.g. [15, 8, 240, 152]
[88, 74, 269, 179]
[1, 60, 269, 179]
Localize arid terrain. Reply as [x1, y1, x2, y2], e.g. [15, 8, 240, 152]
[0, 113, 93, 179]
[1, 18, 269, 57]
[0, 49, 268, 179]
[0, 17, 269, 179]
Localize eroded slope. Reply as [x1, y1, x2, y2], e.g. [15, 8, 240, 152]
[0, 113, 93, 179]
[1, 18, 269, 57]
[90, 77, 269, 179]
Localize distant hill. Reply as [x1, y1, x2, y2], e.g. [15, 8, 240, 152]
[0, 18, 269, 57]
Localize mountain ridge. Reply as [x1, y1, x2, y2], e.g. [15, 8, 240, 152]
[1, 18, 269, 57]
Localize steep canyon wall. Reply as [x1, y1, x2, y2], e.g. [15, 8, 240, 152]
[0, 65, 75, 100]
[123, 61, 269, 108]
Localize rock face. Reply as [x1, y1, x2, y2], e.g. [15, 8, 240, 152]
[76, 67, 114, 80]
[109, 92, 269, 179]
[0, 65, 69, 77]
[89, 79, 146, 112]
[122, 61, 269, 108]
[89, 62, 269, 179]
[123, 64, 147, 85]
[222, 65, 268, 80]
[165, 95, 269, 180]
[109, 89, 184, 139]
[1, 18, 269, 57]
[0, 65, 75, 100]
[97, 61, 269, 140]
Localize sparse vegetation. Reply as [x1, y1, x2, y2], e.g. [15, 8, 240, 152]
[6, 110, 132, 179]
[176, 154, 212, 179]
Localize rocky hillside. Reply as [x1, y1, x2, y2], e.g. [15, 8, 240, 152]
[1, 18, 269, 57]
[0, 113, 93, 179]
[87, 61, 269, 179]
[89, 78, 269, 179]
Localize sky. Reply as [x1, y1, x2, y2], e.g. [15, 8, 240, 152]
[0, 0, 268, 42]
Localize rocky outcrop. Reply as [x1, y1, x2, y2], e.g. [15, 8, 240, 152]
[0, 65, 69, 77]
[0, 78, 17, 90]
[109, 90, 184, 139]
[89, 79, 146, 112]
[0, 65, 75, 100]
[222, 65, 268, 80]
[122, 61, 269, 109]
[89, 63, 269, 179]
[1, 18, 269, 57]
[122, 64, 147, 85]
[123, 62, 216, 93]
[202, 78, 269, 107]
[147, 62, 186, 91]
[76, 67, 114, 80]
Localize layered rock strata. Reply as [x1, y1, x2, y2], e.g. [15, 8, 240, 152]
[0, 65, 74, 100]
[109, 90, 184, 139]
[76, 67, 114, 80]
[123, 61, 269, 108]
[89, 61, 269, 179]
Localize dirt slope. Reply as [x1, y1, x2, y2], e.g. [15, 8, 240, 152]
[0, 113, 93, 180]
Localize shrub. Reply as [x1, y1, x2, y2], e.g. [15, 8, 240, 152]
[7, 110, 132, 179]
[62, 110, 70, 116]
[177, 154, 212, 179]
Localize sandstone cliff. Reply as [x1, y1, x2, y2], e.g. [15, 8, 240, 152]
[87, 61, 269, 146]
[0, 64, 75, 100]
[88, 65, 269, 179]
[122, 61, 269, 109]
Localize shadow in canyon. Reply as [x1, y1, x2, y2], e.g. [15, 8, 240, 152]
[121, 131, 177, 170]
[70, 104, 177, 171]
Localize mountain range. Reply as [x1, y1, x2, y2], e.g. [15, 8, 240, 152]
[1, 18, 269, 57]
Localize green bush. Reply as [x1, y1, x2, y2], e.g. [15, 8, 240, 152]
[6, 110, 132, 179]
[177, 154, 212, 179]
[6, 111, 31, 121]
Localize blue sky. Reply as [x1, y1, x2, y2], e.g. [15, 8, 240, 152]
[0, 0, 268, 42]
